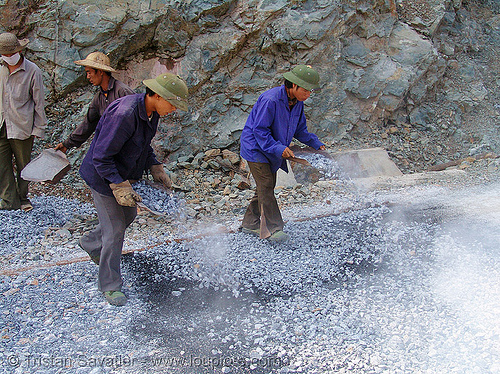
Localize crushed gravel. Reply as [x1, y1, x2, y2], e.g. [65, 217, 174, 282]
[132, 180, 184, 217]
[0, 158, 499, 373]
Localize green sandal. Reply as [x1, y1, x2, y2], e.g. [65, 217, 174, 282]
[268, 230, 290, 242]
[88, 254, 100, 266]
[104, 291, 127, 306]
[240, 227, 260, 237]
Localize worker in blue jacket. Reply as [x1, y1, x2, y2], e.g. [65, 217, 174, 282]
[240, 65, 326, 242]
[79, 73, 188, 306]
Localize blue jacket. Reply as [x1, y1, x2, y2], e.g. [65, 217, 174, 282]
[79, 93, 160, 196]
[240, 85, 324, 173]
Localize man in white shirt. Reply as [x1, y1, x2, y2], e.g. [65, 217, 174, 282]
[0, 32, 47, 212]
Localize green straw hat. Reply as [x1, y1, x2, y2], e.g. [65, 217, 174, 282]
[283, 65, 320, 91]
[143, 73, 189, 111]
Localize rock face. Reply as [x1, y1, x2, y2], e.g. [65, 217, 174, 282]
[1, 0, 499, 172]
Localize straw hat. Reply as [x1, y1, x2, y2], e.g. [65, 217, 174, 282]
[0, 33, 29, 55]
[74, 51, 116, 72]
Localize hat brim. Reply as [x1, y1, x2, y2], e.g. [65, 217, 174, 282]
[143, 78, 188, 112]
[283, 71, 320, 91]
[74, 59, 116, 72]
[0, 38, 29, 55]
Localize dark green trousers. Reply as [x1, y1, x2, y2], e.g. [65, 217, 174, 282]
[0, 123, 34, 210]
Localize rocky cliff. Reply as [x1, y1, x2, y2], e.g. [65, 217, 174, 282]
[1, 0, 499, 172]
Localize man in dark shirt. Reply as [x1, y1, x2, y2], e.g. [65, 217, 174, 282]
[54, 51, 134, 152]
[79, 73, 188, 306]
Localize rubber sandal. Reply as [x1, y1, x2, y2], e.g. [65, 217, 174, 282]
[240, 227, 260, 237]
[268, 230, 290, 242]
[104, 291, 127, 306]
[88, 254, 100, 266]
[21, 203, 33, 212]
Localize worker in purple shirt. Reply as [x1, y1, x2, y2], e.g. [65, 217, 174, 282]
[239, 65, 326, 242]
[79, 73, 188, 306]
[54, 52, 135, 154]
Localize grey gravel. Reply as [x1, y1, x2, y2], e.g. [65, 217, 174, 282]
[132, 180, 184, 217]
[0, 196, 95, 267]
[0, 196, 94, 254]
[0, 159, 499, 373]
[298, 153, 345, 181]
[141, 206, 392, 297]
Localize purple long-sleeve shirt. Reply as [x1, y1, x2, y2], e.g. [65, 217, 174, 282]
[240, 85, 324, 173]
[79, 93, 160, 196]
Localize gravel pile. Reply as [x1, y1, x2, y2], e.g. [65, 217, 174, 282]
[132, 180, 185, 217]
[0, 196, 94, 265]
[125, 206, 392, 297]
[2, 181, 499, 373]
[0, 158, 499, 373]
[297, 153, 345, 181]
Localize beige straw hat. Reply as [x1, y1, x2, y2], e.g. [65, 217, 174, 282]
[74, 51, 116, 72]
[0, 33, 29, 55]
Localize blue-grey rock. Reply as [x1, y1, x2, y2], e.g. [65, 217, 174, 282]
[0, 0, 498, 162]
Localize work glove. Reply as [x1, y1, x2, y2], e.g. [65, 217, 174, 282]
[109, 180, 142, 207]
[150, 164, 172, 188]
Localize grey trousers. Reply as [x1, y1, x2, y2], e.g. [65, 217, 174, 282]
[242, 161, 284, 234]
[0, 123, 33, 210]
[81, 188, 137, 292]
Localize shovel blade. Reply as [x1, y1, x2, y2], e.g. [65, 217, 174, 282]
[288, 156, 311, 166]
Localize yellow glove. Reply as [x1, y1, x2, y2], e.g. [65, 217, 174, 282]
[109, 180, 142, 207]
[150, 164, 172, 188]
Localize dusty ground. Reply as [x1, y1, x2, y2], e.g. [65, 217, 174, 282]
[1, 159, 500, 374]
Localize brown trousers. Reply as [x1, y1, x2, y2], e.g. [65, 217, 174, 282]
[0, 123, 33, 210]
[242, 161, 284, 235]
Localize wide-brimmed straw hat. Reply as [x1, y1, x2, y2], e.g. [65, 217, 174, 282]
[74, 51, 116, 72]
[0, 33, 29, 55]
[143, 73, 189, 111]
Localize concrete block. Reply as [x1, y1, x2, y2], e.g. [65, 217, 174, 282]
[333, 147, 402, 179]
